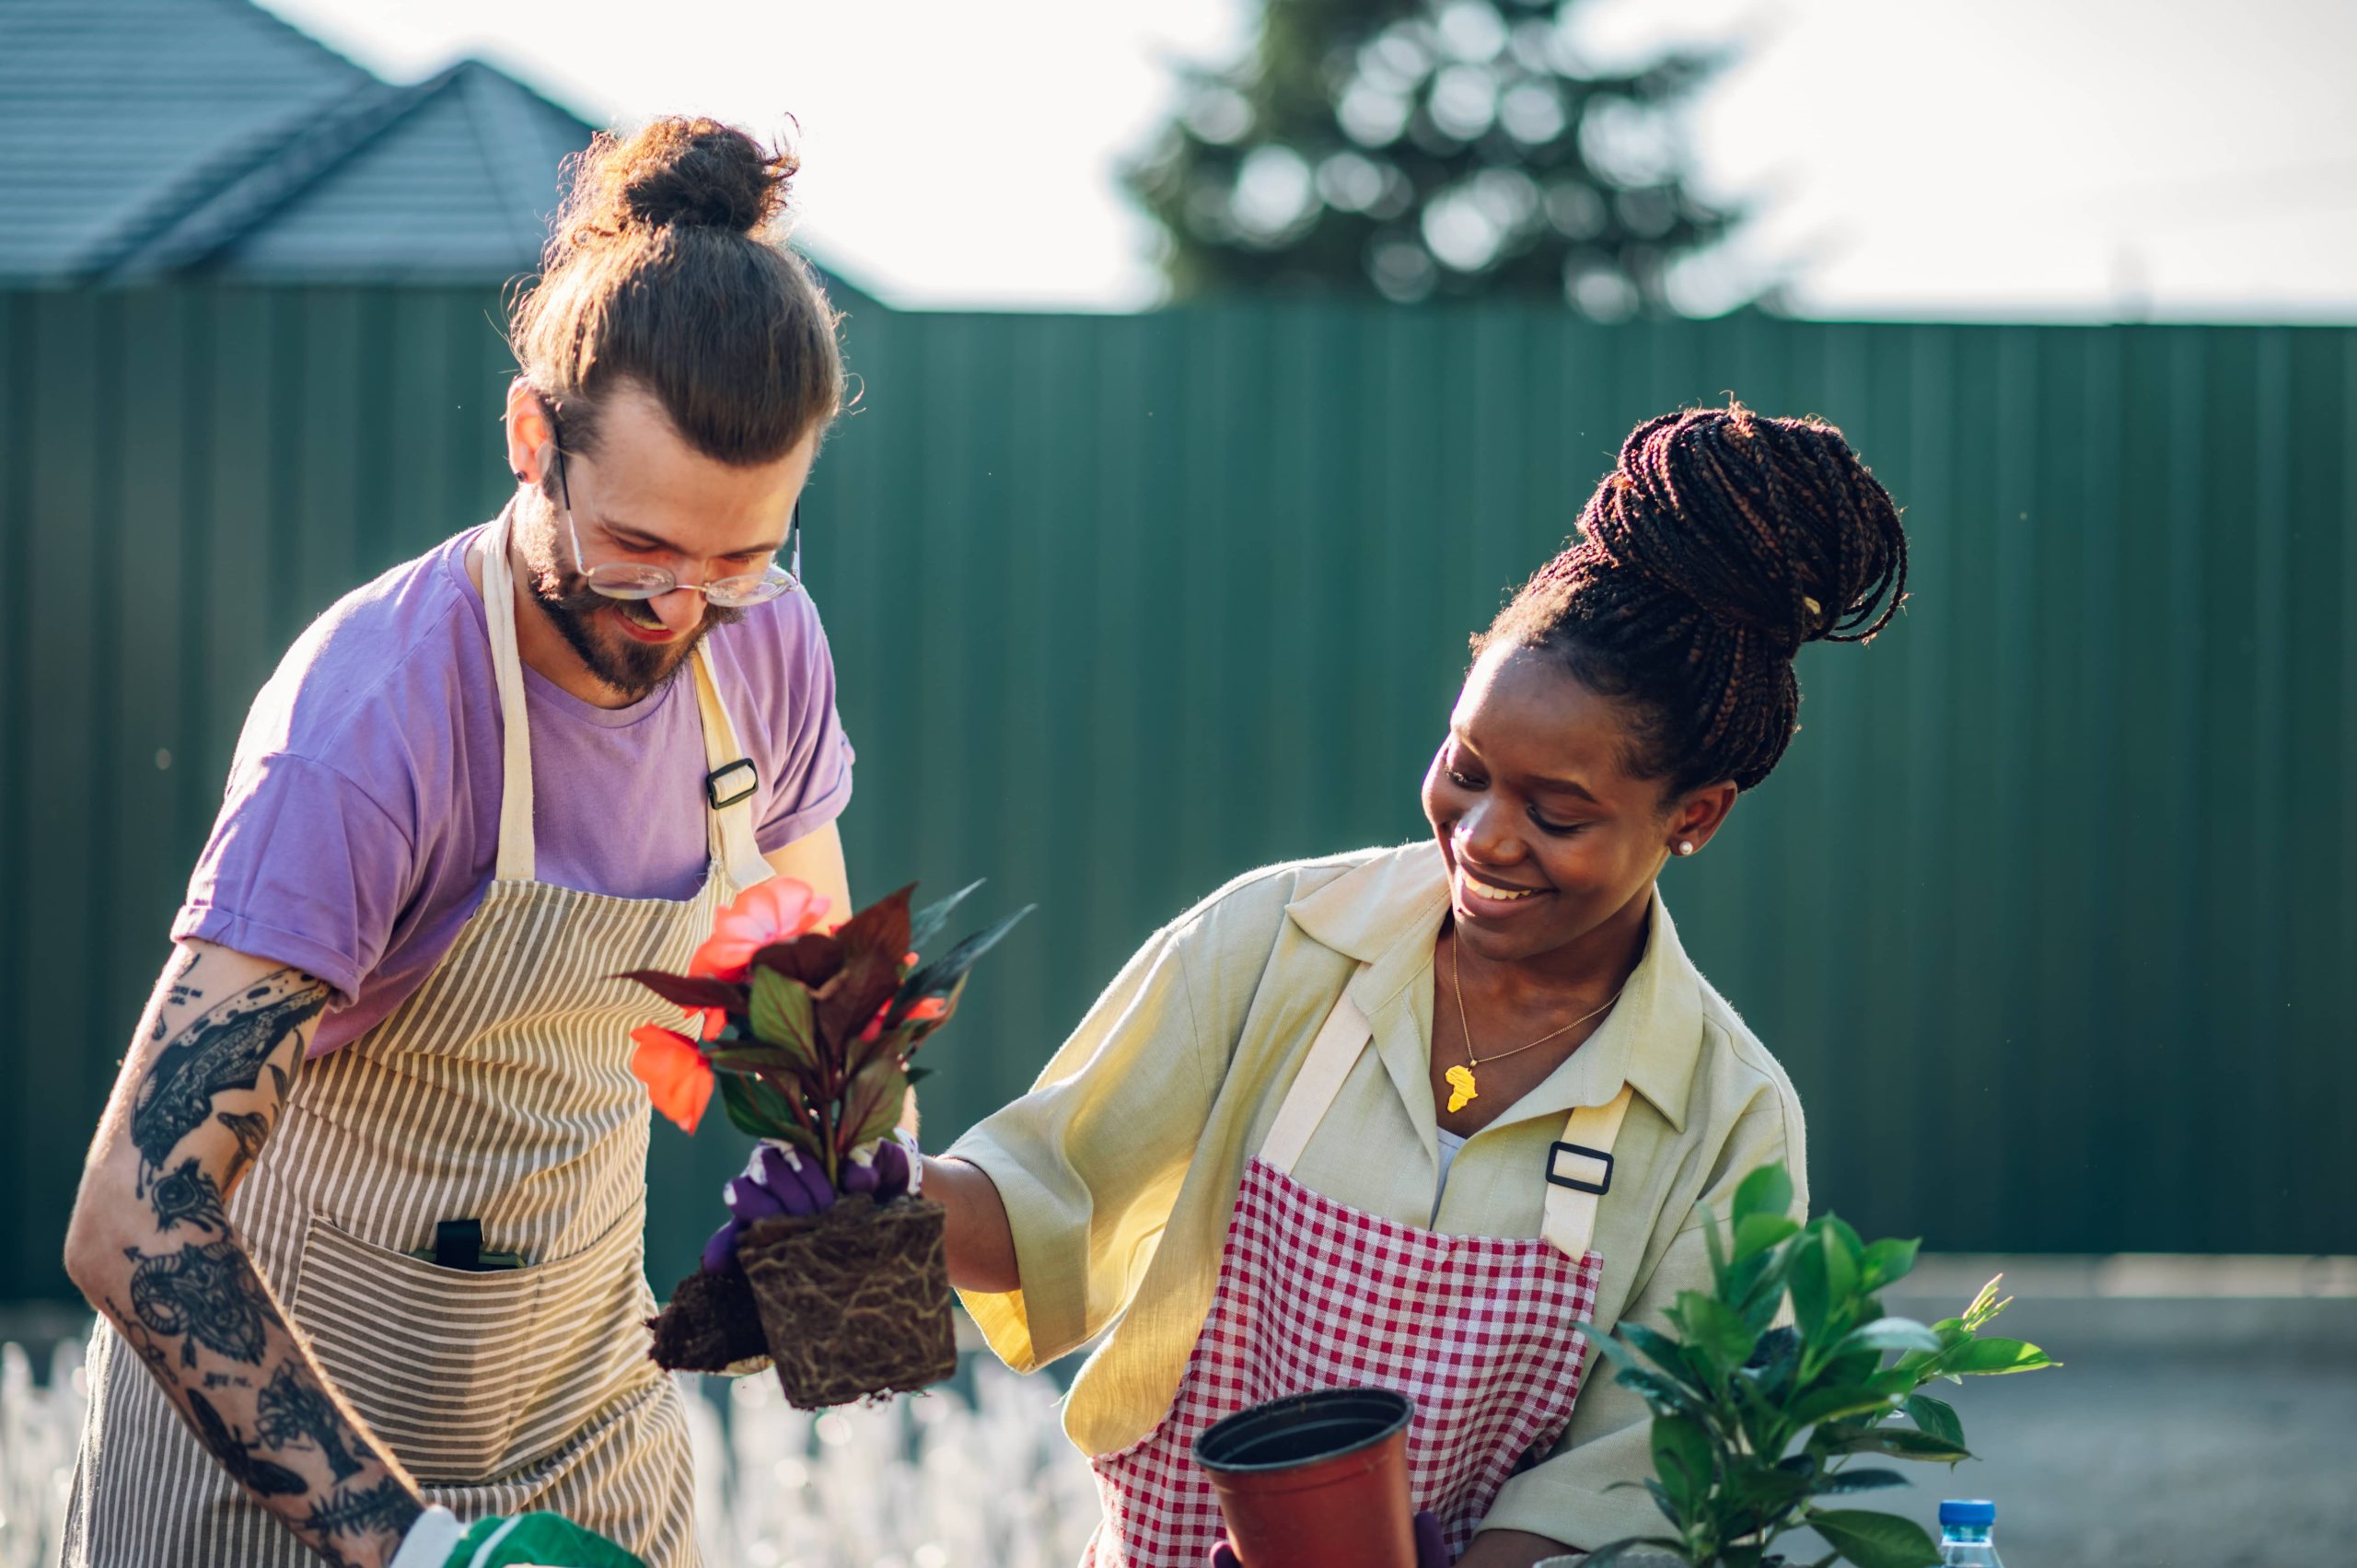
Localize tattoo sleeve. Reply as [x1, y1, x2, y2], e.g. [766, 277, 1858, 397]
[68, 945, 424, 1568]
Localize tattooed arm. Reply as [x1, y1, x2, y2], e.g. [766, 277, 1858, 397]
[64, 941, 425, 1568]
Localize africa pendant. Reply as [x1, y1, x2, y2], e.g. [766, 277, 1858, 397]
[1445, 1063, 1478, 1114]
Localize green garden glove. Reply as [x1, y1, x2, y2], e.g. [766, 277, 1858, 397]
[392, 1505, 646, 1568]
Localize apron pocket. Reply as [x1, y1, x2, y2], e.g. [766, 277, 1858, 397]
[289, 1205, 648, 1486]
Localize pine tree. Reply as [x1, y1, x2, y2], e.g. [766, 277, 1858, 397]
[1127, 0, 1739, 312]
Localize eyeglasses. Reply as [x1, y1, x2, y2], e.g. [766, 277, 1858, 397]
[547, 409, 802, 609]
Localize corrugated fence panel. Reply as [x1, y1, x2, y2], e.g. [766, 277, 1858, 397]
[1, 289, 2351, 1302]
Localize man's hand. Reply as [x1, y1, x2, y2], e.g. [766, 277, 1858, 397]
[64, 941, 426, 1568]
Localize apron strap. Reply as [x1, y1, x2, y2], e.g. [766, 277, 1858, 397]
[690, 650, 773, 889]
[1257, 989, 1637, 1260]
[481, 506, 771, 889]
[482, 507, 540, 884]
[1258, 993, 1373, 1175]
[1539, 1083, 1635, 1260]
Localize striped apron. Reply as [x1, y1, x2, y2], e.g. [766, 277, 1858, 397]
[66, 509, 773, 1567]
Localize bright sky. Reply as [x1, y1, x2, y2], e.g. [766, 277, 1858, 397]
[259, 0, 2357, 319]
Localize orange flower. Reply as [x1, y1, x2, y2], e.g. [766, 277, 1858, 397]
[690, 877, 832, 982]
[684, 1004, 728, 1041]
[631, 1025, 714, 1133]
[857, 993, 948, 1046]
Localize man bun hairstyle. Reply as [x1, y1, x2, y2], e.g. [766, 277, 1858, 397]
[1478, 403, 1908, 796]
[509, 116, 842, 465]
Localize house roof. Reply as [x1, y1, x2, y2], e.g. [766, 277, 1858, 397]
[0, 0, 883, 304]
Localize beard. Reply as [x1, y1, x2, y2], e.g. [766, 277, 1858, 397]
[516, 499, 743, 702]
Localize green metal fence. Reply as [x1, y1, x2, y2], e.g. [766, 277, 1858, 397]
[3, 286, 2351, 1302]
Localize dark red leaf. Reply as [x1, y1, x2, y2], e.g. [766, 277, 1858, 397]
[617, 970, 748, 1014]
[831, 885, 915, 970]
[749, 932, 843, 989]
[813, 946, 903, 1052]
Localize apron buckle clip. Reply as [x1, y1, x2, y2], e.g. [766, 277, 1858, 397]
[1546, 1141, 1615, 1195]
[705, 758, 759, 810]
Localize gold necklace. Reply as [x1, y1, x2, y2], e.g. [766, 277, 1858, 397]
[1444, 935, 1623, 1114]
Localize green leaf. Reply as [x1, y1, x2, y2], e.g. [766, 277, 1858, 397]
[1619, 1321, 1708, 1391]
[1862, 1237, 1921, 1291]
[748, 969, 819, 1068]
[1814, 1468, 1911, 1495]
[888, 904, 1035, 1021]
[1787, 1384, 1896, 1430]
[1903, 1394, 1964, 1449]
[1819, 1222, 1860, 1305]
[1729, 1247, 1787, 1325]
[1580, 1322, 1634, 1368]
[1614, 1365, 1708, 1419]
[1837, 1318, 1943, 1359]
[1735, 1212, 1801, 1260]
[906, 879, 984, 957]
[1573, 1539, 1689, 1568]
[1806, 1508, 1943, 1568]
[1702, 1202, 1729, 1283]
[1726, 1460, 1815, 1510]
[1943, 1336, 2055, 1376]
[716, 1073, 767, 1137]
[1789, 1231, 1833, 1342]
[1732, 1162, 1794, 1228]
[703, 1043, 792, 1074]
[1678, 1290, 1759, 1376]
[1650, 1413, 1714, 1511]
[1822, 1426, 1971, 1464]
[841, 1058, 911, 1151]
[716, 1073, 807, 1144]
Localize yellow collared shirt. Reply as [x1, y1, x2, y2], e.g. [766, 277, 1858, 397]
[948, 842, 1808, 1551]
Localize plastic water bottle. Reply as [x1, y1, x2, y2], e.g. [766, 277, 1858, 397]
[1938, 1499, 2004, 1566]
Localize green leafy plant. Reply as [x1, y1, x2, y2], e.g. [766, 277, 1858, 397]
[1581, 1162, 2057, 1568]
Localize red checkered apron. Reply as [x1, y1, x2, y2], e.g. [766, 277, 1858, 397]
[1086, 993, 1635, 1567]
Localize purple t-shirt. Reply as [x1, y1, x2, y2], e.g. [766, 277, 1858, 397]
[173, 524, 855, 1054]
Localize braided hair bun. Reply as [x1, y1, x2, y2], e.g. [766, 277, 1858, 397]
[1479, 403, 1908, 794]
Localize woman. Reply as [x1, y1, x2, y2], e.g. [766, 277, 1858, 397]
[923, 405, 1909, 1566]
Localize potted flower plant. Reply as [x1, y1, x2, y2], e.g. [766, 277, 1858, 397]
[625, 877, 1028, 1409]
[1577, 1163, 2057, 1568]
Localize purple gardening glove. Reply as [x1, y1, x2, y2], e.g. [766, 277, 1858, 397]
[1207, 1510, 1447, 1568]
[701, 1137, 917, 1274]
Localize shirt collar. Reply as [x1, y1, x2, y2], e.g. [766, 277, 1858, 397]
[1284, 842, 1704, 1133]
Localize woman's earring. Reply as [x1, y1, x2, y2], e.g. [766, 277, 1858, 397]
[1675, 841, 1696, 857]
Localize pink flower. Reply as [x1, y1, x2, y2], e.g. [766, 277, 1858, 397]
[631, 1025, 714, 1134]
[690, 877, 831, 982]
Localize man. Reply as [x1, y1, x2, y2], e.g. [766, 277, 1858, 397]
[62, 117, 849, 1567]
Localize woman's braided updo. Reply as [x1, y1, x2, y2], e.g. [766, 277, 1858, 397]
[1476, 403, 1908, 796]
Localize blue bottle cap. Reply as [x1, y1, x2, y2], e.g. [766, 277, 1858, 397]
[1940, 1499, 1997, 1527]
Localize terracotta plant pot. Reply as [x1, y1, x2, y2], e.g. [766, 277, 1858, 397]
[735, 1193, 958, 1409]
[1193, 1387, 1417, 1568]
